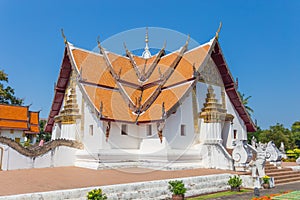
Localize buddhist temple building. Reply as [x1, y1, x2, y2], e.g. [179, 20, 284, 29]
[45, 28, 256, 170]
[0, 104, 40, 144]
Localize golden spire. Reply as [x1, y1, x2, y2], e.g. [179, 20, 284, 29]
[145, 27, 149, 44]
[142, 27, 151, 58]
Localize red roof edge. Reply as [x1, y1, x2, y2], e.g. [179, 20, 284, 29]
[211, 40, 256, 132]
[45, 47, 72, 132]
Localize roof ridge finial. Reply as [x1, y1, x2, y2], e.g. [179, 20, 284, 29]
[215, 22, 222, 39]
[97, 36, 101, 48]
[145, 27, 149, 47]
[61, 28, 67, 44]
[142, 27, 151, 59]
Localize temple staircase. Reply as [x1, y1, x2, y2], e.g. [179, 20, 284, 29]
[265, 162, 300, 185]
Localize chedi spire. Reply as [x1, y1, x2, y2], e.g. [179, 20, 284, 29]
[142, 27, 151, 59]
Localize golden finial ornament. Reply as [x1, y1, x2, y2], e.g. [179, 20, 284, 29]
[185, 34, 190, 46]
[145, 27, 149, 44]
[142, 27, 151, 58]
[97, 36, 101, 48]
[61, 28, 67, 44]
[216, 22, 222, 39]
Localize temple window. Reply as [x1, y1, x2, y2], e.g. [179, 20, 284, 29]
[10, 129, 14, 134]
[89, 125, 93, 136]
[121, 124, 128, 135]
[233, 129, 237, 139]
[147, 125, 152, 136]
[181, 124, 186, 136]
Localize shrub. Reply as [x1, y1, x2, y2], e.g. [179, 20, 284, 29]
[262, 175, 270, 184]
[228, 175, 242, 188]
[168, 180, 187, 195]
[282, 157, 296, 162]
[87, 188, 107, 200]
[286, 150, 297, 158]
[294, 148, 300, 158]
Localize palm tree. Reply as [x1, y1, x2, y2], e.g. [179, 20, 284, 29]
[238, 91, 254, 116]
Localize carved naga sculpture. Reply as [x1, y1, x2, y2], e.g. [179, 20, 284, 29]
[232, 140, 253, 171]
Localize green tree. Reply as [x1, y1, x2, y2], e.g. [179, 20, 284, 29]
[291, 121, 300, 148]
[247, 126, 262, 144]
[238, 91, 254, 116]
[258, 123, 293, 150]
[37, 119, 51, 142]
[0, 70, 23, 105]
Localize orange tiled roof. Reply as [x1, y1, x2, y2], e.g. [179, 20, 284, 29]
[25, 112, 40, 134]
[67, 42, 211, 123]
[46, 37, 256, 132]
[0, 104, 40, 133]
[133, 55, 157, 73]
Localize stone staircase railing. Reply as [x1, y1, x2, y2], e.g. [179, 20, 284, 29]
[0, 137, 83, 158]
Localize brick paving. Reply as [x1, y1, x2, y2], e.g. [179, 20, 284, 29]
[0, 167, 233, 196]
[0, 162, 298, 198]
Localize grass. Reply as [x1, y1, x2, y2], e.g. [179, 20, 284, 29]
[188, 189, 252, 200]
[271, 190, 300, 200]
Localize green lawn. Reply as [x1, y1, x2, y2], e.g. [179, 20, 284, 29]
[188, 189, 252, 200]
[272, 191, 300, 200]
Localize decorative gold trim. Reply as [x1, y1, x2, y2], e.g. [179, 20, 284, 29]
[192, 86, 199, 133]
[225, 113, 234, 122]
[105, 121, 111, 142]
[156, 121, 165, 143]
[55, 70, 81, 124]
[199, 86, 227, 123]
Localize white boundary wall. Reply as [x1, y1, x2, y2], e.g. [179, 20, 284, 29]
[0, 144, 77, 170]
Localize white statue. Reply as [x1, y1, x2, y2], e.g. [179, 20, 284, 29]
[279, 142, 285, 153]
[266, 141, 282, 162]
[251, 136, 257, 148]
[250, 142, 268, 177]
[296, 157, 300, 165]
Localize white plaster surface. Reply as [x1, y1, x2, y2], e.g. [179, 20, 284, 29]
[0, 130, 25, 143]
[0, 144, 77, 170]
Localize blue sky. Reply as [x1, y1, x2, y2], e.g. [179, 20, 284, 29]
[0, 1, 299, 129]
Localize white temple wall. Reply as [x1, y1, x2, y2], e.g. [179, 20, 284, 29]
[225, 93, 247, 140]
[108, 123, 141, 149]
[164, 93, 195, 149]
[0, 130, 25, 143]
[80, 96, 105, 153]
[0, 144, 76, 171]
[221, 121, 233, 148]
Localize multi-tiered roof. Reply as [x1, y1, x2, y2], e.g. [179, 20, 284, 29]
[0, 104, 39, 134]
[45, 30, 256, 133]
